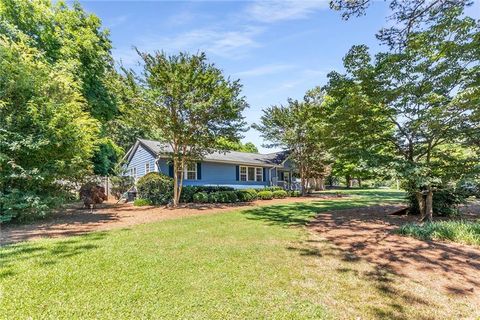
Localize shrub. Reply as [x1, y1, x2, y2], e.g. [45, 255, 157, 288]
[133, 198, 152, 206]
[237, 189, 257, 202]
[136, 172, 173, 205]
[289, 190, 301, 197]
[257, 190, 273, 200]
[406, 187, 467, 217]
[263, 186, 283, 192]
[207, 191, 239, 203]
[180, 186, 235, 203]
[273, 190, 288, 199]
[193, 192, 209, 203]
[110, 175, 134, 200]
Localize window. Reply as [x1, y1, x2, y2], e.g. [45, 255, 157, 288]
[240, 166, 247, 181]
[240, 166, 263, 182]
[248, 167, 255, 181]
[145, 162, 150, 174]
[256, 168, 263, 182]
[186, 163, 197, 180]
[131, 167, 137, 178]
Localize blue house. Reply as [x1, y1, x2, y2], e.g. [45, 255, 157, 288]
[124, 139, 295, 189]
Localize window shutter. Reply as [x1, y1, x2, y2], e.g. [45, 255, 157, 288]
[168, 164, 174, 177]
[235, 165, 239, 181]
[263, 168, 267, 182]
[197, 162, 202, 180]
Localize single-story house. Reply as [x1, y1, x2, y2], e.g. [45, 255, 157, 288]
[124, 138, 295, 189]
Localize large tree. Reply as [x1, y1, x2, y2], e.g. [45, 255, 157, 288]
[0, 37, 99, 222]
[254, 94, 330, 195]
[135, 51, 248, 206]
[324, 5, 479, 220]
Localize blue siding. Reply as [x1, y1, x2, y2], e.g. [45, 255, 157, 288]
[127, 146, 282, 189]
[126, 145, 156, 180]
[156, 159, 271, 189]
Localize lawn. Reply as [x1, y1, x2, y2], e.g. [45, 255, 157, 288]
[2, 189, 473, 319]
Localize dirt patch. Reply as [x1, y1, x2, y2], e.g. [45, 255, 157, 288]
[0, 196, 324, 245]
[308, 205, 480, 305]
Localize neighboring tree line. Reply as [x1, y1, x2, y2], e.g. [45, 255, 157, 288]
[255, 0, 480, 219]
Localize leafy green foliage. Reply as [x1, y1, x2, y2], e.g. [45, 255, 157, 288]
[273, 190, 288, 199]
[236, 189, 258, 202]
[0, 37, 99, 223]
[208, 191, 238, 203]
[257, 191, 274, 200]
[180, 186, 235, 203]
[136, 173, 173, 205]
[192, 192, 209, 203]
[216, 137, 258, 153]
[135, 51, 248, 206]
[133, 198, 152, 206]
[110, 175, 134, 200]
[398, 221, 480, 246]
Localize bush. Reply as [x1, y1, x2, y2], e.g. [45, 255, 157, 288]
[110, 175, 134, 200]
[193, 192, 209, 203]
[208, 191, 239, 203]
[180, 186, 235, 203]
[273, 190, 288, 199]
[257, 190, 273, 200]
[263, 186, 283, 192]
[288, 190, 301, 197]
[133, 198, 152, 206]
[237, 189, 257, 202]
[407, 187, 467, 217]
[136, 172, 173, 205]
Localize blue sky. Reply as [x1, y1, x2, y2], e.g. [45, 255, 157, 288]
[78, 0, 479, 153]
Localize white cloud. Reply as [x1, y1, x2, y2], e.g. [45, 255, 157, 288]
[114, 26, 263, 66]
[246, 0, 329, 23]
[234, 64, 295, 77]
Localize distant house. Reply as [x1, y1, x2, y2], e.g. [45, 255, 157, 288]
[124, 139, 294, 189]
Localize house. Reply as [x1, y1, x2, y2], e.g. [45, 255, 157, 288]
[124, 139, 295, 189]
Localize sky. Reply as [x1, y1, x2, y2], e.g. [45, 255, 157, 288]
[78, 0, 479, 153]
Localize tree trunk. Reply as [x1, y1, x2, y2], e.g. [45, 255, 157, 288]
[416, 191, 425, 220]
[316, 177, 325, 191]
[424, 189, 433, 222]
[173, 158, 179, 207]
[346, 175, 351, 188]
[358, 178, 362, 188]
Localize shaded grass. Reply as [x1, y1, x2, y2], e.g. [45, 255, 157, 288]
[7, 189, 474, 319]
[398, 220, 480, 246]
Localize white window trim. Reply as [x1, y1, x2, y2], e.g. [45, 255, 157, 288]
[239, 166, 263, 182]
[184, 163, 197, 180]
[145, 162, 151, 174]
[131, 167, 137, 179]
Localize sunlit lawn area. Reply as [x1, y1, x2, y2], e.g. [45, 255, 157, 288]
[3, 189, 473, 319]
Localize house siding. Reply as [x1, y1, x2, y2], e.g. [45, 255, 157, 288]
[156, 159, 271, 189]
[125, 144, 285, 189]
[126, 145, 156, 180]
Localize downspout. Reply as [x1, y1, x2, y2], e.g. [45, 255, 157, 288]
[269, 167, 274, 186]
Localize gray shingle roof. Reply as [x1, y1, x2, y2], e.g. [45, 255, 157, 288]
[136, 138, 289, 166]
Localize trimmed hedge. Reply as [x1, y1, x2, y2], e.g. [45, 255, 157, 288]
[237, 189, 258, 202]
[193, 192, 209, 203]
[257, 190, 273, 200]
[136, 172, 173, 205]
[263, 186, 283, 192]
[208, 191, 239, 203]
[180, 186, 235, 203]
[273, 190, 288, 199]
[289, 190, 301, 197]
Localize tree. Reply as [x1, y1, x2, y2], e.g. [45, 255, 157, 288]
[324, 6, 480, 220]
[254, 94, 331, 196]
[216, 137, 259, 153]
[135, 51, 248, 206]
[0, 37, 99, 222]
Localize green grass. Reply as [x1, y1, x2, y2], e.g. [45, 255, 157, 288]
[398, 220, 480, 246]
[2, 189, 474, 319]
